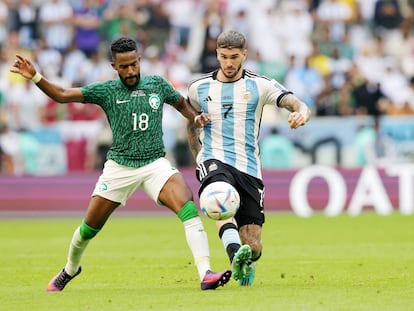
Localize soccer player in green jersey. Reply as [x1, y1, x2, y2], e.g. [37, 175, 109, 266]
[10, 37, 231, 291]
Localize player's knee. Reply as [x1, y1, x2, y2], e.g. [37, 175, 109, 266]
[79, 220, 100, 240]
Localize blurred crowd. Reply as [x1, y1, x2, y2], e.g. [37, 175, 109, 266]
[1, 0, 414, 176]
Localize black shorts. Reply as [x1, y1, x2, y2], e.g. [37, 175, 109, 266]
[196, 159, 265, 227]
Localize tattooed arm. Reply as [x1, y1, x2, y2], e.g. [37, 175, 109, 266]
[187, 119, 202, 160]
[278, 93, 311, 129]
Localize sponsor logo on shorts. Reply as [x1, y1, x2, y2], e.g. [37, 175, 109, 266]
[208, 162, 218, 172]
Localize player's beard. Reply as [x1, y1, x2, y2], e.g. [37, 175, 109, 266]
[121, 73, 141, 89]
[221, 64, 242, 80]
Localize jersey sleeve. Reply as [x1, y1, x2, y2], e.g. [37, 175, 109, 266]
[156, 76, 181, 105]
[262, 78, 292, 107]
[80, 81, 109, 106]
[187, 83, 202, 111]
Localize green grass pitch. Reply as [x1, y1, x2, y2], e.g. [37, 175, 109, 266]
[0, 212, 413, 311]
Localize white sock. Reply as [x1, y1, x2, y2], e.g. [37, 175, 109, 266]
[64, 226, 90, 276]
[183, 217, 210, 281]
[221, 227, 241, 250]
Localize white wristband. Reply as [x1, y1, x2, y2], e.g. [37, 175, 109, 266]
[31, 72, 42, 84]
[194, 115, 200, 123]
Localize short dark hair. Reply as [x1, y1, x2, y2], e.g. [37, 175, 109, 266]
[110, 37, 137, 58]
[217, 30, 247, 49]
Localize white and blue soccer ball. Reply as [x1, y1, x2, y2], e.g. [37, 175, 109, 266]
[199, 181, 240, 220]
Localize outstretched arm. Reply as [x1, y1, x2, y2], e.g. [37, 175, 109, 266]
[278, 93, 311, 129]
[10, 54, 84, 103]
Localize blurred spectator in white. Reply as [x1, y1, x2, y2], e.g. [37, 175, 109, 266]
[248, 1, 282, 62]
[378, 57, 408, 107]
[0, 1, 8, 48]
[39, 0, 73, 53]
[33, 37, 63, 79]
[355, 0, 377, 25]
[72, 0, 102, 58]
[164, 0, 199, 47]
[165, 46, 192, 94]
[140, 45, 167, 76]
[277, 1, 314, 61]
[348, 2, 375, 53]
[162, 104, 182, 166]
[387, 20, 414, 78]
[79, 43, 114, 85]
[390, 75, 414, 115]
[224, 0, 251, 40]
[243, 49, 260, 73]
[353, 36, 386, 85]
[315, 0, 354, 42]
[5, 79, 49, 131]
[329, 45, 353, 89]
[0, 125, 24, 175]
[16, 0, 39, 50]
[61, 40, 87, 85]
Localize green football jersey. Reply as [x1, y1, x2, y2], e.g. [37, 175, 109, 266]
[81, 75, 181, 168]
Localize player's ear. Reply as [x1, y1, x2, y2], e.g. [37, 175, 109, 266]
[242, 48, 248, 60]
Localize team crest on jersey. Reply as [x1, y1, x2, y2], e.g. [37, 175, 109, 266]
[208, 162, 218, 172]
[99, 182, 108, 192]
[149, 94, 161, 110]
[243, 92, 251, 101]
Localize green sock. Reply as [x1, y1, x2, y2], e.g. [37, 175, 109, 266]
[177, 201, 199, 222]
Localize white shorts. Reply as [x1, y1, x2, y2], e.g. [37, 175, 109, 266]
[92, 158, 179, 206]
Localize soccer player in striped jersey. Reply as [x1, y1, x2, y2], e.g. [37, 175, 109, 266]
[187, 30, 311, 286]
[11, 37, 231, 291]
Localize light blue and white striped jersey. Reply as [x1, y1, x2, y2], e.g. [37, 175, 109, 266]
[188, 69, 290, 180]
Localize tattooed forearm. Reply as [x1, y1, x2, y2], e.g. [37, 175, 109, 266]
[279, 93, 311, 123]
[186, 120, 201, 160]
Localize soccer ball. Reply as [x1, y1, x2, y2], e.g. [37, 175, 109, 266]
[199, 181, 240, 220]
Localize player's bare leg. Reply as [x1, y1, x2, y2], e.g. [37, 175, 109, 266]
[237, 224, 262, 286]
